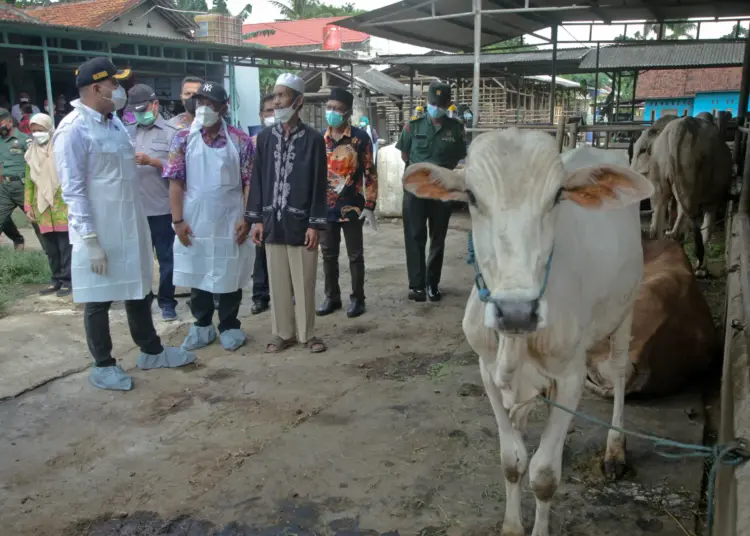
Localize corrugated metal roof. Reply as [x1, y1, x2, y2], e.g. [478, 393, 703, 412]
[354, 66, 410, 96]
[337, 0, 750, 52]
[382, 48, 588, 66]
[579, 41, 747, 70]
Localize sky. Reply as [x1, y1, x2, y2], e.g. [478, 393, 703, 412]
[222, 0, 743, 55]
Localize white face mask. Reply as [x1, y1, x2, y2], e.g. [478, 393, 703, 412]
[32, 132, 50, 145]
[274, 98, 299, 124]
[104, 85, 127, 111]
[195, 105, 220, 127]
[263, 116, 276, 127]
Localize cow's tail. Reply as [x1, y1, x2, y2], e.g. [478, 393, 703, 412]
[667, 117, 701, 219]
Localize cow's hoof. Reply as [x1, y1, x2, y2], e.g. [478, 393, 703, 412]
[603, 457, 628, 481]
[695, 268, 709, 279]
[502, 526, 525, 536]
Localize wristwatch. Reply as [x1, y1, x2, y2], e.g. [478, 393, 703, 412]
[172, 219, 184, 225]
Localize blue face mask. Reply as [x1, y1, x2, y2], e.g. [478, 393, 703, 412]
[427, 104, 446, 118]
[326, 110, 345, 128]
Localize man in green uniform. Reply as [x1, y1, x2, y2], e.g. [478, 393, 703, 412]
[0, 107, 34, 241]
[396, 81, 466, 302]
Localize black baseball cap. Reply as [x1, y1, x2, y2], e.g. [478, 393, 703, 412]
[75, 57, 131, 89]
[428, 80, 451, 107]
[195, 81, 228, 104]
[126, 84, 157, 112]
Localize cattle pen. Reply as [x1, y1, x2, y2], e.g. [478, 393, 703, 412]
[1, 4, 750, 536]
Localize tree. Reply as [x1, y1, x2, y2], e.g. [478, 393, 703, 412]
[210, 0, 229, 15]
[172, 0, 208, 11]
[483, 36, 538, 53]
[270, 0, 364, 20]
[721, 23, 749, 40]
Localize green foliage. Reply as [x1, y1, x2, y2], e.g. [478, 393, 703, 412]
[0, 247, 50, 315]
[483, 36, 538, 53]
[172, 0, 208, 12]
[721, 23, 749, 40]
[270, 0, 364, 20]
[210, 0, 229, 15]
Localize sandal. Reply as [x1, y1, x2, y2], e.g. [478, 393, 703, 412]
[265, 336, 297, 354]
[305, 337, 327, 354]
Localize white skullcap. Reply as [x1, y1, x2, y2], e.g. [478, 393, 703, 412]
[275, 73, 305, 94]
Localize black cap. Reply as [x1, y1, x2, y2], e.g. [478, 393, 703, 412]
[195, 81, 228, 104]
[126, 84, 157, 112]
[329, 87, 353, 109]
[75, 57, 130, 89]
[0, 108, 10, 121]
[428, 80, 451, 107]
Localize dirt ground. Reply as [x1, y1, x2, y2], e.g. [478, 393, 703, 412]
[0, 220, 719, 536]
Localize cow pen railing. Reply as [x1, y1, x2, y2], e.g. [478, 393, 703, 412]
[714, 124, 750, 536]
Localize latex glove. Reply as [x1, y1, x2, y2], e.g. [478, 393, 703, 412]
[360, 208, 378, 231]
[83, 234, 108, 275]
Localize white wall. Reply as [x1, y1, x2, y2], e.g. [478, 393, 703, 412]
[224, 65, 260, 131]
[102, 3, 185, 39]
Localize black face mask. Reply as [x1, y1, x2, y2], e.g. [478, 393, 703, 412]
[0, 125, 9, 137]
[183, 97, 197, 115]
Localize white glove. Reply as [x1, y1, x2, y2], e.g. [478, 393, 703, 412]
[360, 208, 378, 231]
[83, 234, 108, 275]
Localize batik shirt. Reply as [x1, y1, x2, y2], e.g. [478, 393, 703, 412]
[245, 122, 327, 246]
[324, 125, 378, 222]
[162, 124, 254, 187]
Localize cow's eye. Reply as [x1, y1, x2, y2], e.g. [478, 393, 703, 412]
[466, 189, 477, 206]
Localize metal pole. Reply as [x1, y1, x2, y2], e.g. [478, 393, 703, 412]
[472, 0, 481, 129]
[42, 37, 55, 127]
[736, 31, 750, 172]
[550, 25, 558, 124]
[593, 43, 600, 146]
[631, 70, 638, 120]
[409, 67, 415, 117]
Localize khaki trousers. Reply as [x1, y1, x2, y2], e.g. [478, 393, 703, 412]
[266, 244, 318, 343]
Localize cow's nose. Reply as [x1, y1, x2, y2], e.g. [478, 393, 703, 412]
[495, 299, 540, 333]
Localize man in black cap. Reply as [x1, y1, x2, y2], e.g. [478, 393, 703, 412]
[168, 76, 204, 131]
[396, 80, 466, 303]
[53, 57, 196, 391]
[125, 84, 180, 321]
[317, 87, 378, 318]
[164, 81, 256, 353]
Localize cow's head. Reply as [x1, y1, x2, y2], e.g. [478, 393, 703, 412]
[630, 114, 678, 176]
[403, 128, 653, 334]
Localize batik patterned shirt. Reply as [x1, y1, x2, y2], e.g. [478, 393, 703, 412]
[324, 125, 378, 222]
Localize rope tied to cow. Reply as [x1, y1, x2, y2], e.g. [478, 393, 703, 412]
[538, 395, 749, 536]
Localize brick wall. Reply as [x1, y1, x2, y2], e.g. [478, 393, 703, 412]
[636, 68, 743, 99]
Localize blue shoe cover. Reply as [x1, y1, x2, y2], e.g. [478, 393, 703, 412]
[137, 346, 197, 370]
[181, 324, 217, 351]
[220, 328, 247, 351]
[89, 365, 133, 391]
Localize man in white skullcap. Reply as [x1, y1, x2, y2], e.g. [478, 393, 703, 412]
[247, 73, 328, 354]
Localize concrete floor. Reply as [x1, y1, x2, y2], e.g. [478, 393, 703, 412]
[0, 221, 709, 536]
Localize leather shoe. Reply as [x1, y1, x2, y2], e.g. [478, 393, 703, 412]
[428, 286, 442, 302]
[347, 298, 365, 318]
[408, 289, 427, 302]
[251, 300, 269, 315]
[316, 297, 342, 316]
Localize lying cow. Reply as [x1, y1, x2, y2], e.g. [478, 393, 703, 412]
[403, 133, 652, 536]
[633, 115, 732, 276]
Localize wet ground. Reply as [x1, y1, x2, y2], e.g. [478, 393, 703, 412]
[0, 220, 721, 536]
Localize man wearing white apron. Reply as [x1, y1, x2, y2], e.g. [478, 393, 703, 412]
[164, 82, 255, 352]
[54, 58, 196, 392]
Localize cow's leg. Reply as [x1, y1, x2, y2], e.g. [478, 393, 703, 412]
[480, 357, 528, 536]
[665, 201, 685, 240]
[649, 184, 669, 239]
[603, 311, 633, 480]
[529, 366, 585, 536]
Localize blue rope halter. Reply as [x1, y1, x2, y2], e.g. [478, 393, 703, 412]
[467, 231, 554, 303]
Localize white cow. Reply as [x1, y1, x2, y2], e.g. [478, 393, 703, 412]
[402, 131, 653, 536]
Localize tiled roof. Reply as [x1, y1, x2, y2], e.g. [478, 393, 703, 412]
[27, 0, 141, 28]
[636, 68, 743, 99]
[242, 16, 369, 48]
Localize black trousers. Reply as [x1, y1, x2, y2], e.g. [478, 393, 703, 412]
[39, 231, 72, 286]
[189, 288, 242, 333]
[252, 244, 270, 303]
[402, 190, 452, 291]
[1, 214, 23, 245]
[84, 293, 163, 367]
[320, 219, 365, 301]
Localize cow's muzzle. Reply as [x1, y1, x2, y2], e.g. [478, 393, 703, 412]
[494, 299, 540, 333]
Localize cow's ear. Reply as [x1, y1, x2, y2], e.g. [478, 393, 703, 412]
[560, 164, 654, 210]
[403, 163, 469, 203]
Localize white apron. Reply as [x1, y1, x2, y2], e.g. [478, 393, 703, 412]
[172, 120, 254, 294]
[69, 103, 154, 303]
[365, 125, 378, 164]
